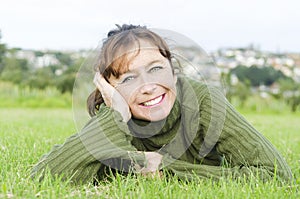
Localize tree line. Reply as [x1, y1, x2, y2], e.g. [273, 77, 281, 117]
[224, 65, 300, 112]
[0, 31, 83, 94]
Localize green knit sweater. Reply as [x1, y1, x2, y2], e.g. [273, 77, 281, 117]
[31, 77, 293, 184]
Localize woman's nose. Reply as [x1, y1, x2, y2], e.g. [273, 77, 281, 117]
[138, 73, 157, 94]
[139, 83, 157, 94]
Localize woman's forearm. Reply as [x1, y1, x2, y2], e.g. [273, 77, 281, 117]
[31, 104, 146, 184]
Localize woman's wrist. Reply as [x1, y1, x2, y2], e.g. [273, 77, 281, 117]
[98, 103, 131, 123]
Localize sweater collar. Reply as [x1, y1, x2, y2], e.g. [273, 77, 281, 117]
[128, 98, 181, 138]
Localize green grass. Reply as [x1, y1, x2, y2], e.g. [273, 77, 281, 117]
[0, 108, 299, 198]
[0, 82, 72, 108]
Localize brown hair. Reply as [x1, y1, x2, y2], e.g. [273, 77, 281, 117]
[87, 24, 172, 116]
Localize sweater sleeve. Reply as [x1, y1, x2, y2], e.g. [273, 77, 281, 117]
[31, 104, 145, 184]
[162, 86, 293, 182]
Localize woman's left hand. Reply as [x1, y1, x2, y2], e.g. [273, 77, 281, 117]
[138, 152, 163, 178]
[93, 72, 131, 122]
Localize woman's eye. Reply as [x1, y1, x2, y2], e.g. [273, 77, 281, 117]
[121, 76, 135, 84]
[149, 66, 163, 73]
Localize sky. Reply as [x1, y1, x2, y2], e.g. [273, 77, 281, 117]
[0, 0, 300, 53]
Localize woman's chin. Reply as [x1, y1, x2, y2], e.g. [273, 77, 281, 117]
[133, 108, 171, 122]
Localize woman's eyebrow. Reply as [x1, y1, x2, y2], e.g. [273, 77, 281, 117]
[120, 70, 136, 77]
[120, 59, 165, 77]
[145, 60, 164, 68]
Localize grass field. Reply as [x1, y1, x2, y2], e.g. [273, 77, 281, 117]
[0, 108, 299, 198]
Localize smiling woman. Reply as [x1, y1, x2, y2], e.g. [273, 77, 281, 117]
[31, 24, 293, 185]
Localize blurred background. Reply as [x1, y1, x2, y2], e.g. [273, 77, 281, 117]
[0, 0, 299, 113]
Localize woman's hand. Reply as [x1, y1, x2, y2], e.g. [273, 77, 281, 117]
[139, 152, 163, 178]
[93, 72, 131, 122]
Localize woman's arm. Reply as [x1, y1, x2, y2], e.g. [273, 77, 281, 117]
[31, 104, 146, 184]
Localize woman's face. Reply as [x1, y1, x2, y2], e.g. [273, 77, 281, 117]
[108, 42, 177, 121]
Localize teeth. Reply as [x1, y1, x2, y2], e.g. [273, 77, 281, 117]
[143, 95, 163, 106]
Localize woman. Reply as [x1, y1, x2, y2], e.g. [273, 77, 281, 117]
[31, 24, 293, 184]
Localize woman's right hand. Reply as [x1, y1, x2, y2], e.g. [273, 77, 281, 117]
[93, 72, 131, 122]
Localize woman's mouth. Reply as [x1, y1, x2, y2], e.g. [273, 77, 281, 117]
[140, 94, 165, 107]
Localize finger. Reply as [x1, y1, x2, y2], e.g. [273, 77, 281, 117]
[93, 72, 102, 91]
[98, 74, 113, 90]
[93, 72, 100, 84]
[94, 73, 113, 94]
[93, 73, 116, 107]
